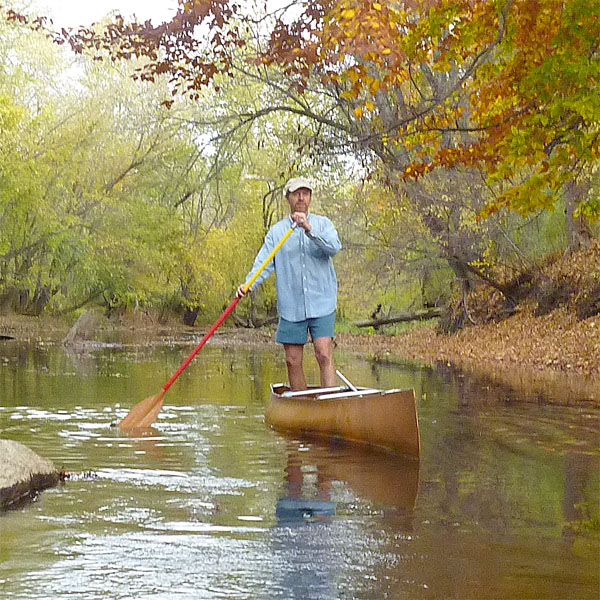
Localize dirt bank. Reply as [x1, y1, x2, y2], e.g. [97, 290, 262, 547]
[224, 238, 598, 400]
[335, 238, 600, 402]
[335, 313, 599, 403]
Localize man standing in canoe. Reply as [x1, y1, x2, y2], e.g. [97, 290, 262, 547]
[237, 177, 342, 391]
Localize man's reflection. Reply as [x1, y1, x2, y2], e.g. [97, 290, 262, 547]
[277, 438, 420, 523]
[276, 443, 336, 524]
[269, 438, 420, 599]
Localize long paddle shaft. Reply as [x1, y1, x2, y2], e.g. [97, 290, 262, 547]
[117, 224, 296, 430]
[163, 224, 296, 392]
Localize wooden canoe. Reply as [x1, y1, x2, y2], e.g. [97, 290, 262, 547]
[266, 384, 421, 458]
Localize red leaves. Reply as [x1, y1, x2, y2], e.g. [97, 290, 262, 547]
[5, 9, 29, 24]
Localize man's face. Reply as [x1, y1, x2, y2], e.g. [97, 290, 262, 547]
[287, 187, 312, 213]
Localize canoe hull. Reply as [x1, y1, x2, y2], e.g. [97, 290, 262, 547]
[266, 385, 421, 458]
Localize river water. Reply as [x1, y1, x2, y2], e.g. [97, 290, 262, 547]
[0, 338, 598, 599]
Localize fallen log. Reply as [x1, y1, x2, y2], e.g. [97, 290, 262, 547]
[353, 308, 442, 328]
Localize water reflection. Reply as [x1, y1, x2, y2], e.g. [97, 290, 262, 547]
[120, 426, 166, 462]
[278, 439, 419, 518]
[268, 439, 418, 600]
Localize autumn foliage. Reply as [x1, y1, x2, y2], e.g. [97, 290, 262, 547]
[262, 0, 600, 222]
[1, 1, 598, 307]
[3, 0, 598, 226]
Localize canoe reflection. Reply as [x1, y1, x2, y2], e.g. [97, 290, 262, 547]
[276, 438, 420, 525]
[270, 439, 420, 599]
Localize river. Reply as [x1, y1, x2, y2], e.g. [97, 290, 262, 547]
[0, 338, 598, 599]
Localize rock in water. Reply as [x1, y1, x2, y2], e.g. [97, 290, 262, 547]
[0, 439, 59, 511]
[62, 310, 102, 345]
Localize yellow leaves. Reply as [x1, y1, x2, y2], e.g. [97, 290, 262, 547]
[348, 68, 360, 84]
[353, 98, 376, 119]
[373, 2, 382, 10]
[341, 9, 356, 20]
[358, 74, 381, 96]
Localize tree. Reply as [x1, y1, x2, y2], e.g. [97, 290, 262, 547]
[31, 0, 595, 240]
[3, 0, 598, 322]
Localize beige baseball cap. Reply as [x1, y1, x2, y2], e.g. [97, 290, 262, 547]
[284, 177, 313, 195]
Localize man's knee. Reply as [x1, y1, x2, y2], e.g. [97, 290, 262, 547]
[286, 354, 303, 370]
[284, 344, 304, 369]
[313, 339, 333, 366]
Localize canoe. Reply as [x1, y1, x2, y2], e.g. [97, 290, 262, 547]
[266, 384, 421, 458]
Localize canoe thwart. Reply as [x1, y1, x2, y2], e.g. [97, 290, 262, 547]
[280, 385, 347, 398]
[316, 389, 382, 399]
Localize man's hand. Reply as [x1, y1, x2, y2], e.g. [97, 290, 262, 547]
[236, 284, 252, 299]
[291, 211, 311, 232]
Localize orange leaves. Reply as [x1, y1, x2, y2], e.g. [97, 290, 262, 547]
[317, 1, 411, 77]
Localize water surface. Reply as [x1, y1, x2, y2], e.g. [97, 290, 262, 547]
[0, 339, 598, 599]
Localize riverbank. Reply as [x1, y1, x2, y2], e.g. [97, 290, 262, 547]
[335, 310, 599, 403]
[1, 239, 598, 403]
[1, 308, 598, 403]
[334, 238, 600, 402]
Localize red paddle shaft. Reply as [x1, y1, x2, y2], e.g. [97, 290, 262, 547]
[162, 296, 240, 392]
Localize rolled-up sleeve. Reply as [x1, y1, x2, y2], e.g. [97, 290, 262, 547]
[305, 217, 342, 257]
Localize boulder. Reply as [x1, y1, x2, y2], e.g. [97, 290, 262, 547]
[62, 310, 102, 345]
[0, 439, 59, 511]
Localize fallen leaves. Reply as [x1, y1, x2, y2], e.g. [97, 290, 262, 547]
[337, 239, 600, 386]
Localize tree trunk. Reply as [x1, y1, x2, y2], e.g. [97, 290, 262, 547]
[564, 178, 593, 253]
[183, 306, 199, 327]
[353, 308, 442, 327]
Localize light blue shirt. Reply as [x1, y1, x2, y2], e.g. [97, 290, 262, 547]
[244, 214, 342, 322]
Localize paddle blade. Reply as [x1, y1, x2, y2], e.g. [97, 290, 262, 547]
[117, 389, 166, 431]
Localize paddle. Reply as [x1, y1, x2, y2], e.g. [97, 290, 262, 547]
[118, 224, 297, 431]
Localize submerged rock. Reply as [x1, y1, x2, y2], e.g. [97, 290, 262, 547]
[0, 439, 59, 511]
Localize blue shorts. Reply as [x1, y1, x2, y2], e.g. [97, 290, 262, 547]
[276, 312, 336, 345]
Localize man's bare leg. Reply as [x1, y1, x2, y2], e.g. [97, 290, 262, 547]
[283, 343, 306, 390]
[313, 337, 336, 387]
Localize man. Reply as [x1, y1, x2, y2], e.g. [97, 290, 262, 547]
[237, 177, 342, 390]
